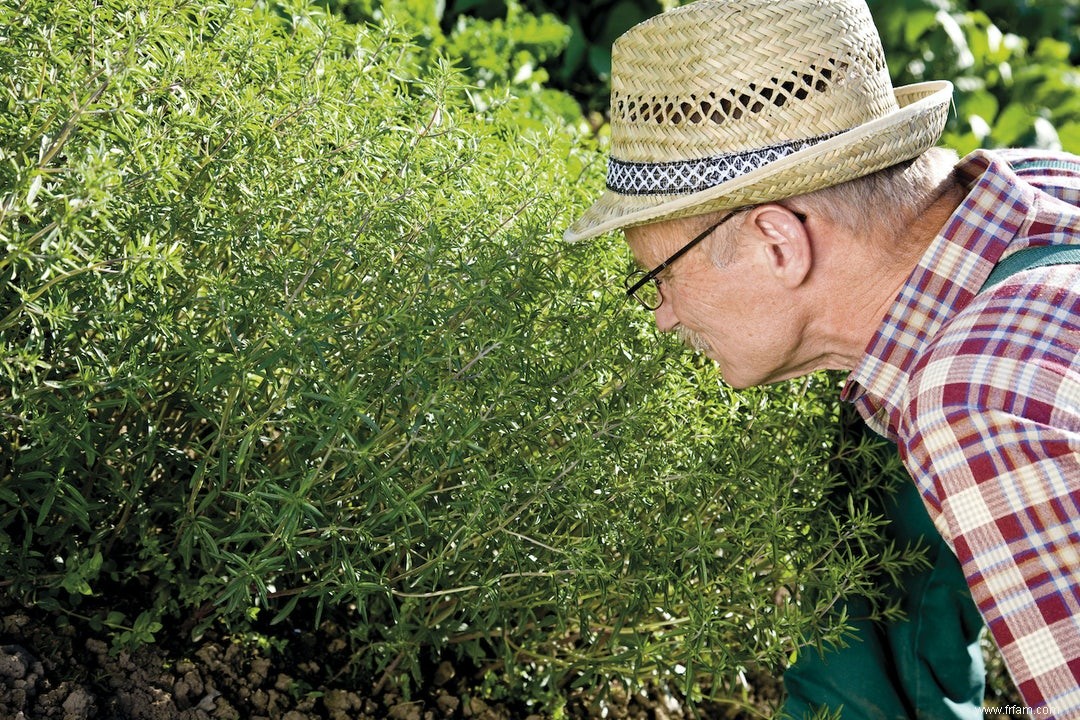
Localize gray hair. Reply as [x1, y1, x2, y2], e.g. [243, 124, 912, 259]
[788, 147, 960, 243]
[703, 147, 960, 266]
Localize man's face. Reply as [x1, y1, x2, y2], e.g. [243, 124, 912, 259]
[624, 212, 808, 388]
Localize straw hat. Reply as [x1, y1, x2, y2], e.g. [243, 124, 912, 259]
[565, 0, 953, 242]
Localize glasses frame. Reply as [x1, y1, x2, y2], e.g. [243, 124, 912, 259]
[624, 207, 743, 311]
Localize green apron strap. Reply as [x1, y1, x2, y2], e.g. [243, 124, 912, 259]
[980, 245, 1080, 293]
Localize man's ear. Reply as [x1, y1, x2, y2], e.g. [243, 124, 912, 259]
[746, 204, 811, 289]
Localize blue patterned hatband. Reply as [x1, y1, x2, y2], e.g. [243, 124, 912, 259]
[606, 131, 843, 196]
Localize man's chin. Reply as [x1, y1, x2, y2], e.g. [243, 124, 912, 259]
[674, 329, 768, 388]
[719, 373, 755, 390]
[705, 354, 769, 390]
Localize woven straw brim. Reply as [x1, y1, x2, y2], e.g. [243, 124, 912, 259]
[565, 80, 952, 243]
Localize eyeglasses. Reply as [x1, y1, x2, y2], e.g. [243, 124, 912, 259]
[624, 207, 744, 311]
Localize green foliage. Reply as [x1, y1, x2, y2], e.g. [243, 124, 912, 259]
[327, 0, 671, 117]
[496, 0, 673, 114]
[2, 0, 920, 706]
[868, 0, 1080, 153]
[968, 0, 1080, 54]
[320, 0, 585, 130]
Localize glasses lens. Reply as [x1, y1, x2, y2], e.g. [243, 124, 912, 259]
[635, 279, 660, 309]
[625, 271, 661, 310]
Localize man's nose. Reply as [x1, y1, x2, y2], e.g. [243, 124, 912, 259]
[654, 299, 679, 333]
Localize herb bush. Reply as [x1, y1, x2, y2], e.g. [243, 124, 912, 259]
[0, 0, 920, 706]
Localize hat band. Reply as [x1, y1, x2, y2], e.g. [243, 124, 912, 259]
[606, 130, 844, 196]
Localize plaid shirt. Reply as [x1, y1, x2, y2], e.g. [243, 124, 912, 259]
[843, 149, 1080, 716]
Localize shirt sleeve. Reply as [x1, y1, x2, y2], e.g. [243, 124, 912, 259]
[899, 268, 1080, 717]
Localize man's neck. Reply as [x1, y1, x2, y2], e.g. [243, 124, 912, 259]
[905, 178, 967, 259]
[817, 177, 967, 371]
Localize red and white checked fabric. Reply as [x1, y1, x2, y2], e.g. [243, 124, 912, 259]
[843, 149, 1080, 716]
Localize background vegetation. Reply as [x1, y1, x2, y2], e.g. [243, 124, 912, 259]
[2, 0, 1078, 714]
[323, 0, 1080, 151]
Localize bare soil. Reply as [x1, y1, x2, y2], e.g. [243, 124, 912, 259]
[0, 593, 777, 720]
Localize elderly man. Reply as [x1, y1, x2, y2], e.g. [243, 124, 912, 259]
[567, 0, 1080, 717]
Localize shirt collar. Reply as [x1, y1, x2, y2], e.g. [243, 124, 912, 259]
[841, 150, 1036, 438]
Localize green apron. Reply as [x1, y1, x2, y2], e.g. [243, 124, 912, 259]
[780, 475, 986, 720]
